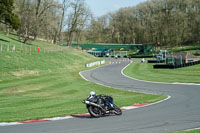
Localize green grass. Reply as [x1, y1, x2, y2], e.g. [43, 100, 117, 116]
[168, 45, 200, 56]
[0, 32, 64, 53]
[0, 33, 166, 122]
[170, 129, 200, 133]
[123, 59, 200, 83]
[170, 45, 200, 52]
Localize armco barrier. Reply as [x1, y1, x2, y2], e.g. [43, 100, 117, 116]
[86, 60, 105, 67]
[153, 60, 200, 69]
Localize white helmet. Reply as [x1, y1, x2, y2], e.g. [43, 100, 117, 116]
[90, 91, 96, 96]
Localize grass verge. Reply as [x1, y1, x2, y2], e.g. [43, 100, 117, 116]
[123, 59, 200, 83]
[170, 129, 200, 133]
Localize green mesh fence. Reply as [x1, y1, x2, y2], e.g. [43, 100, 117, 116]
[68, 44, 155, 54]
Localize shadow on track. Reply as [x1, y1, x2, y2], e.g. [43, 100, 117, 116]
[71, 114, 91, 119]
[71, 114, 116, 119]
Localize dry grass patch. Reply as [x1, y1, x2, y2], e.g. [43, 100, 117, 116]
[2, 84, 44, 95]
[11, 70, 40, 77]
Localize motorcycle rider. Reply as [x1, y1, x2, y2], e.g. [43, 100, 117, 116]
[88, 91, 114, 110]
[88, 91, 96, 98]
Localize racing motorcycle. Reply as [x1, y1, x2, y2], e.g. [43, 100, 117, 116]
[82, 94, 122, 118]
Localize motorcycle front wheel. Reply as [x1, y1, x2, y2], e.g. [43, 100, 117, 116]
[88, 106, 102, 118]
[113, 104, 122, 115]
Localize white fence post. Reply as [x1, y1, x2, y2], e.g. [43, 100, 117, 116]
[12, 45, 16, 52]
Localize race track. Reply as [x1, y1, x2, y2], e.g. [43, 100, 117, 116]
[1, 58, 200, 133]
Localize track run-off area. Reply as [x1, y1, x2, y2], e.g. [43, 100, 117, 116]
[1, 58, 200, 133]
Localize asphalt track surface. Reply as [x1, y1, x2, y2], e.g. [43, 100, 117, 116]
[1, 58, 200, 133]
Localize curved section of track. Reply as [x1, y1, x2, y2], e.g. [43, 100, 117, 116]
[80, 59, 200, 132]
[1, 59, 200, 133]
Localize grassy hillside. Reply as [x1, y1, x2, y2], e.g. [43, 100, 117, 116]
[0, 33, 166, 122]
[0, 47, 96, 81]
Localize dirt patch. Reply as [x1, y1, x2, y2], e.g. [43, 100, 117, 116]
[2, 85, 44, 95]
[11, 70, 40, 77]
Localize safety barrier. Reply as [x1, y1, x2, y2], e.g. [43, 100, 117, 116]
[153, 60, 200, 69]
[85, 60, 105, 68]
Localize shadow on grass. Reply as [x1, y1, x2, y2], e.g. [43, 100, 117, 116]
[8, 36, 33, 46]
[0, 38, 10, 43]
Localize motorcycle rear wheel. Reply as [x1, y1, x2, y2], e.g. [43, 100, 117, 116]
[88, 106, 102, 118]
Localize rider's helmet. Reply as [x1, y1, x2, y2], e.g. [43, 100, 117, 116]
[90, 91, 96, 96]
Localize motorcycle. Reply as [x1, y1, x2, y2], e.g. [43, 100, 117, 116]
[82, 94, 122, 118]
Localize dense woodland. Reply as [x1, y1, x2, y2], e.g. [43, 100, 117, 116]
[0, 0, 200, 47]
[86, 0, 200, 47]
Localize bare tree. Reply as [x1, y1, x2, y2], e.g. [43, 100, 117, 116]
[15, 0, 59, 43]
[33, 0, 58, 40]
[57, 0, 70, 43]
[65, 0, 91, 45]
[85, 0, 200, 47]
[16, 0, 35, 43]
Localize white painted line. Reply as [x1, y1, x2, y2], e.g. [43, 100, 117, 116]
[144, 96, 171, 107]
[121, 106, 138, 110]
[43, 116, 73, 121]
[0, 122, 22, 126]
[172, 82, 200, 86]
[79, 71, 89, 81]
[185, 127, 200, 131]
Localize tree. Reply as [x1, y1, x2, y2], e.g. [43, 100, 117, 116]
[65, 0, 91, 45]
[16, 0, 60, 43]
[33, 0, 58, 40]
[57, 0, 70, 43]
[0, 0, 21, 30]
[85, 0, 200, 47]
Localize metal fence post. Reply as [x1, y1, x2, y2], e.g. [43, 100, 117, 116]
[12, 45, 16, 52]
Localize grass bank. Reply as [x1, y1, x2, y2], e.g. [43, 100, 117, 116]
[170, 45, 200, 56]
[123, 59, 200, 84]
[170, 129, 200, 133]
[0, 33, 166, 122]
